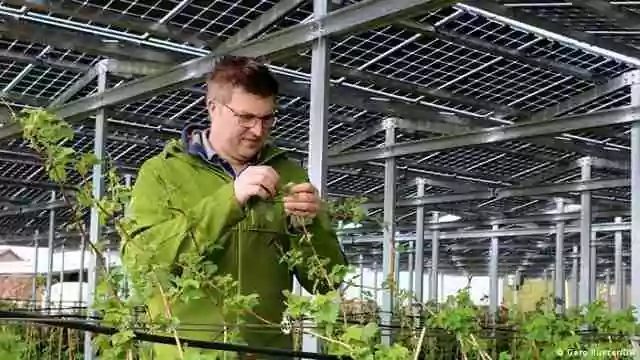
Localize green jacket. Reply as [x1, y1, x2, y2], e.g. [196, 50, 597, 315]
[121, 135, 348, 359]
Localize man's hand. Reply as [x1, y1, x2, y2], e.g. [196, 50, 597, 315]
[283, 182, 321, 218]
[234, 166, 280, 205]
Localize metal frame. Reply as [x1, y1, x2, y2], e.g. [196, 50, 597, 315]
[1, 0, 640, 351]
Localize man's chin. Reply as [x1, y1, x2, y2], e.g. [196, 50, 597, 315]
[239, 148, 260, 160]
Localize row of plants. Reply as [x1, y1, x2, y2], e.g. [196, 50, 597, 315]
[0, 106, 638, 359]
[0, 290, 638, 359]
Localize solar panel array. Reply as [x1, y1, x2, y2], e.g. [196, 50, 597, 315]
[0, 0, 637, 278]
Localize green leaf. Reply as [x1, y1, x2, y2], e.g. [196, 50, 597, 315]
[76, 152, 100, 176]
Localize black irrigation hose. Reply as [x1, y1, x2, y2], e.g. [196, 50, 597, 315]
[0, 310, 352, 360]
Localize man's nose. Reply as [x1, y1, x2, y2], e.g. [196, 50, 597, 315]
[248, 119, 265, 135]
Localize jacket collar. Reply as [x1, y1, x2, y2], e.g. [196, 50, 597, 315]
[168, 123, 287, 176]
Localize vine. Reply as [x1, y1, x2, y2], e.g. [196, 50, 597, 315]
[8, 106, 417, 360]
[2, 105, 640, 360]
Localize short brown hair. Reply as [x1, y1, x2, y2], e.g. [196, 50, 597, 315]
[207, 56, 279, 103]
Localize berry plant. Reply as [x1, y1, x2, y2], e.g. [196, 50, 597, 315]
[1, 105, 640, 359]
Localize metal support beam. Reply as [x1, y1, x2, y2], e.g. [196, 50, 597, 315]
[365, 178, 629, 208]
[45, 191, 55, 313]
[0, 49, 89, 72]
[0, 14, 186, 64]
[59, 243, 65, 311]
[489, 225, 499, 324]
[373, 262, 379, 303]
[570, 246, 579, 308]
[280, 67, 620, 164]
[445, 241, 624, 252]
[277, 79, 479, 135]
[615, 216, 624, 310]
[307, 0, 331, 200]
[301, 0, 330, 353]
[281, 64, 637, 163]
[381, 117, 397, 345]
[283, 55, 518, 119]
[388, 115, 478, 135]
[0, 199, 71, 217]
[84, 61, 108, 360]
[340, 221, 631, 244]
[631, 81, 640, 316]
[328, 124, 383, 155]
[531, 70, 640, 121]
[591, 231, 598, 302]
[623, 265, 628, 308]
[51, 58, 171, 107]
[414, 179, 425, 304]
[430, 211, 439, 302]
[50, 66, 100, 108]
[78, 225, 86, 308]
[101, 59, 171, 77]
[399, 19, 600, 83]
[459, 1, 640, 67]
[340, 209, 630, 234]
[31, 230, 39, 308]
[394, 249, 401, 292]
[554, 198, 565, 313]
[328, 106, 640, 165]
[580, 157, 592, 307]
[215, 0, 305, 51]
[606, 269, 612, 309]
[2, 0, 212, 47]
[0, 0, 458, 133]
[407, 242, 414, 298]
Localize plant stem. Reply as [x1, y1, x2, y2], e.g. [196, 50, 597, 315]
[468, 333, 492, 360]
[293, 217, 335, 292]
[154, 274, 185, 360]
[301, 329, 354, 352]
[413, 326, 427, 360]
[244, 309, 273, 326]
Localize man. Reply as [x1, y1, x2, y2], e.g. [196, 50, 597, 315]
[122, 56, 348, 359]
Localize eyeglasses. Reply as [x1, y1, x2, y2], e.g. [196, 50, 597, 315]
[221, 102, 277, 129]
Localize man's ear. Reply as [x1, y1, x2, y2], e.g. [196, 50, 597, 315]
[206, 97, 217, 117]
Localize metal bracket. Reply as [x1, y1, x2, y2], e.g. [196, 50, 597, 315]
[382, 117, 398, 130]
[553, 197, 565, 209]
[578, 156, 593, 167]
[95, 59, 110, 75]
[310, 19, 327, 38]
[99, 59, 170, 77]
[623, 69, 640, 86]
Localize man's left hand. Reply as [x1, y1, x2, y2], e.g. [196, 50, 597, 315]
[283, 182, 320, 218]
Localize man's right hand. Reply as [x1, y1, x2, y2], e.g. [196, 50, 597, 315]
[234, 166, 280, 205]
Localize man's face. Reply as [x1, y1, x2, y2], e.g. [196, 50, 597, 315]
[209, 87, 276, 162]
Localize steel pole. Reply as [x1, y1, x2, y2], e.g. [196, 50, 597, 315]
[31, 230, 39, 309]
[631, 81, 640, 316]
[614, 217, 624, 310]
[414, 179, 425, 303]
[381, 118, 397, 345]
[45, 190, 55, 313]
[555, 198, 565, 313]
[489, 225, 499, 324]
[579, 157, 593, 306]
[84, 61, 108, 360]
[430, 212, 440, 302]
